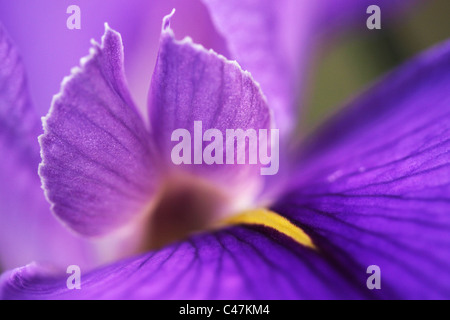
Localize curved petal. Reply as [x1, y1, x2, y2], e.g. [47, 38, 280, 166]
[39, 25, 157, 237]
[148, 12, 272, 210]
[0, 225, 370, 300]
[274, 40, 450, 299]
[0, 23, 94, 270]
[201, 0, 414, 134]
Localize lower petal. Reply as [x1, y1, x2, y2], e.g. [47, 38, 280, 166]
[274, 40, 450, 299]
[0, 225, 368, 300]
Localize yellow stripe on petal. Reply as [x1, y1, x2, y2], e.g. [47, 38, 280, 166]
[220, 209, 317, 250]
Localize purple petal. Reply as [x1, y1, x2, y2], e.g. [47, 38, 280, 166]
[148, 12, 272, 209]
[0, 226, 368, 300]
[0, 23, 94, 270]
[274, 40, 450, 299]
[39, 25, 157, 237]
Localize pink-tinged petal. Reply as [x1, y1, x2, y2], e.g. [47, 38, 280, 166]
[39, 25, 157, 237]
[0, 23, 95, 270]
[274, 40, 450, 299]
[202, 0, 415, 134]
[148, 12, 273, 210]
[0, 225, 370, 300]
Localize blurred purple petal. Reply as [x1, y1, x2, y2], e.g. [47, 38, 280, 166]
[202, 0, 304, 134]
[148, 12, 272, 208]
[0, 23, 94, 270]
[0, 22, 40, 163]
[319, 0, 413, 32]
[39, 26, 157, 237]
[202, 0, 415, 134]
[0, 0, 228, 117]
[274, 40, 450, 299]
[0, 226, 369, 300]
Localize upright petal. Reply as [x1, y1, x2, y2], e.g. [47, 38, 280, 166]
[39, 25, 157, 237]
[274, 40, 450, 299]
[0, 23, 93, 270]
[0, 225, 368, 300]
[148, 12, 273, 211]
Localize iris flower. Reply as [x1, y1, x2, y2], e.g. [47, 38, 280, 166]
[0, 0, 449, 299]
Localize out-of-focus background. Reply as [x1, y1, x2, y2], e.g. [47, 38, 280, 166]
[303, 0, 450, 134]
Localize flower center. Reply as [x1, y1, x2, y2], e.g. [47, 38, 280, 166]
[138, 173, 316, 251]
[140, 174, 230, 250]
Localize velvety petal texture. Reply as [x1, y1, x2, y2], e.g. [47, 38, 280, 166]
[0, 23, 94, 270]
[148, 12, 272, 208]
[0, 225, 371, 300]
[39, 25, 156, 237]
[274, 40, 450, 299]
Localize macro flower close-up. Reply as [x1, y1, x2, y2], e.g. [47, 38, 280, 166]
[0, 0, 449, 301]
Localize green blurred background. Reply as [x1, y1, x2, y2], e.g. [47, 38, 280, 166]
[302, 0, 450, 135]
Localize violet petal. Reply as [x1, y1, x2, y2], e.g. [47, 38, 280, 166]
[0, 226, 367, 299]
